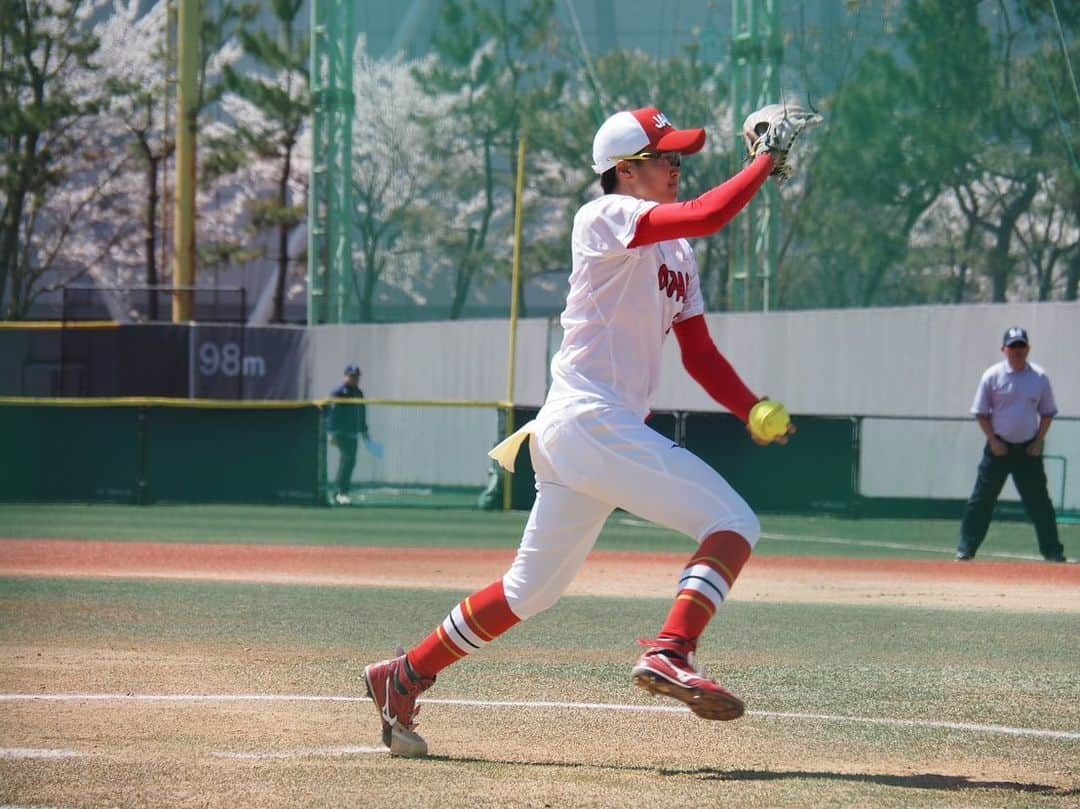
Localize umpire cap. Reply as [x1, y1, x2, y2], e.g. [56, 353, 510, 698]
[344, 363, 361, 376]
[1001, 327, 1029, 347]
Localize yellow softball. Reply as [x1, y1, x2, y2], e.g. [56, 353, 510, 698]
[749, 400, 790, 442]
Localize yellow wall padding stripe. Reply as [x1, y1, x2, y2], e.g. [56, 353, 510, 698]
[0, 396, 312, 409]
[0, 321, 119, 330]
[313, 399, 512, 409]
[0, 396, 514, 410]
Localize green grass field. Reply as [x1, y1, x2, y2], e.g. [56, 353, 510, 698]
[2, 502, 1076, 559]
[1, 503, 1077, 807]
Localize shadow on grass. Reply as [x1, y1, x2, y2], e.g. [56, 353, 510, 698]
[691, 769, 1075, 796]
[436, 756, 1074, 797]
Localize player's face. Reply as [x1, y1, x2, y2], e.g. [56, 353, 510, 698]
[622, 152, 681, 203]
[1002, 342, 1029, 369]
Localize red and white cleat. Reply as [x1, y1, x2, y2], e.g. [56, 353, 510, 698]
[363, 649, 436, 757]
[631, 637, 744, 721]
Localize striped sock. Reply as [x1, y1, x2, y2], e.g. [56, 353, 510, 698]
[658, 531, 753, 644]
[406, 579, 521, 678]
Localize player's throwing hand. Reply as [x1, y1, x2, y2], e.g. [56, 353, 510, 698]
[747, 398, 795, 446]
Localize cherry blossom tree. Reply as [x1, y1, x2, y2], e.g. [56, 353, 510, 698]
[215, 0, 309, 323]
[90, 0, 173, 318]
[347, 42, 454, 321]
[0, 0, 114, 319]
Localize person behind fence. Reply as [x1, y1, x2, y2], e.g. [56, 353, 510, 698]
[955, 327, 1065, 563]
[328, 363, 369, 506]
[361, 102, 818, 758]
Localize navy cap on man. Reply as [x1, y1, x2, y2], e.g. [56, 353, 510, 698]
[1001, 326, 1028, 347]
[344, 363, 361, 376]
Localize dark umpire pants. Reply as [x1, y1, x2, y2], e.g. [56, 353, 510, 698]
[958, 439, 1062, 559]
[333, 433, 359, 495]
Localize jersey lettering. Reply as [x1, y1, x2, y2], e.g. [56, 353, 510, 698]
[657, 264, 686, 303]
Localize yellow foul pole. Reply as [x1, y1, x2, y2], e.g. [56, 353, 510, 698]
[501, 135, 527, 510]
[172, 0, 199, 322]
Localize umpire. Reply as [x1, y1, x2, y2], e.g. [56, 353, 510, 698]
[328, 363, 368, 505]
[956, 327, 1065, 562]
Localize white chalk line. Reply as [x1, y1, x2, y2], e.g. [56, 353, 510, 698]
[1, 693, 1076, 743]
[761, 532, 1043, 561]
[0, 748, 86, 760]
[614, 518, 1043, 560]
[212, 745, 387, 759]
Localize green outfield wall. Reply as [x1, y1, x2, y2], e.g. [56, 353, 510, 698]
[1, 400, 1075, 521]
[0, 401, 323, 505]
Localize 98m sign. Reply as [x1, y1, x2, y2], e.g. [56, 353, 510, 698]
[187, 325, 305, 400]
[198, 340, 266, 379]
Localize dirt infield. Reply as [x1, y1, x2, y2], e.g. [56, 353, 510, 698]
[2, 538, 1078, 611]
[3, 539, 1078, 807]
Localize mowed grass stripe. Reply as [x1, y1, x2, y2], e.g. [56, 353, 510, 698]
[2, 503, 1077, 560]
[1, 577, 1076, 733]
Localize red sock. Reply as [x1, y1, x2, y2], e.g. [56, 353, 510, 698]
[406, 579, 521, 678]
[658, 531, 752, 644]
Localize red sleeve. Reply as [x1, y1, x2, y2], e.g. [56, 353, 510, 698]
[628, 154, 773, 248]
[672, 314, 759, 422]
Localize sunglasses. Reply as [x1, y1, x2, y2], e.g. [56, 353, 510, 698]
[616, 151, 682, 168]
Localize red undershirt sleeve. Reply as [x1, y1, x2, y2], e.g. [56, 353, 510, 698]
[628, 154, 774, 248]
[672, 314, 759, 422]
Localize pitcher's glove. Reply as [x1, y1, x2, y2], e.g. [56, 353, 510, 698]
[742, 103, 823, 180]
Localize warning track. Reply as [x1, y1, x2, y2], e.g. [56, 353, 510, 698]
[1, 539, 1077, 611]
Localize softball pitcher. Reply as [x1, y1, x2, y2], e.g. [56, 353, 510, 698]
[364, 103, 817, 757]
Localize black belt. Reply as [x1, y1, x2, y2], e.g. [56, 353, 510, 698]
[994, 435, 1035, 447]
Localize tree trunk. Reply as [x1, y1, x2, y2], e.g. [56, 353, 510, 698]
[273, 147, 293, 323]
[0, 192, 24, 318]
[449, 230, 478, 320]
[988, 180, 1037, 302]
[0, 133, 38, 318]
[951, 263, 968, 303]
[449, 139, 495, 320]
[361, 250, 381, 323]
[951, 219, 977, 304]
[1066, 250, 1080, 301]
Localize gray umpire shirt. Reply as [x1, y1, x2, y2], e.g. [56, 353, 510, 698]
[970, 361, 1057, 444]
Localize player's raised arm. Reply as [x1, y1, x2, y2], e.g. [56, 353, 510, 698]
[629, 155, 774, 247]
[629, 102, 822, 248]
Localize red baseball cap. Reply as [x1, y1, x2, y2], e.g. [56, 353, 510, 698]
[591, 107, 706, 174]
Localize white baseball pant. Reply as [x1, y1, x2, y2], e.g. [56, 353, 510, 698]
[501, 403, 760, 619]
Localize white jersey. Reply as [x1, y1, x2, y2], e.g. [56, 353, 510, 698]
[971, 360, 1057, 443]
[545, 194, 705, 419]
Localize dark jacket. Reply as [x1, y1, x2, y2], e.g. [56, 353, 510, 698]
[328, 382, 367, 435]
